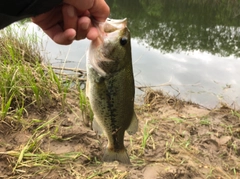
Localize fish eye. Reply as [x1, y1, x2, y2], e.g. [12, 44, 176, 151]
[120, 37, 128, 46]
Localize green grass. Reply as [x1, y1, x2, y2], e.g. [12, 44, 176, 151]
[0, 24, 93, 176]
[0, 25, 91, 122]
[79, 88, 93, 126]
[199, 119, 211, 126]
[231, 110, 240, 119]
[141, 122, 150, 149]
[168, 117, 184, 124]
[0, 25, 54, 120]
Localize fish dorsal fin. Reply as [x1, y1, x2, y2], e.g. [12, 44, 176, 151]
[127, 112, 138, 135]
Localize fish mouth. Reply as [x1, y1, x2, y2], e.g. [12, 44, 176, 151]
[103, 18, 127, 32]
[92, 18, 127, 42]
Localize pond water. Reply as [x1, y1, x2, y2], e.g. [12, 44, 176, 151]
[32, 0, 240, 109]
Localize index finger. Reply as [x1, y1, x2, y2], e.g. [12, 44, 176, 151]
[89, 0, 110, 22]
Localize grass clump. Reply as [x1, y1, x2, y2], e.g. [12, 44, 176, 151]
[0, 25, 68, 122]
[0, 24, 94, 177]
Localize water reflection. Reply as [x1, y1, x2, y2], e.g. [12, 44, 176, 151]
[107, 0, 240, 57]
[27, 0, 240, 109]
[131, 38, 240, 108]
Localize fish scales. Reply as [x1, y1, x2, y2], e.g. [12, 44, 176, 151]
[86, 18, 138, 164]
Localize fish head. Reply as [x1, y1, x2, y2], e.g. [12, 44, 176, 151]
[90, 18, 131, 75]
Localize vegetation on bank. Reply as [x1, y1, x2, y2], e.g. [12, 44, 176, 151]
[0, 25, 93, 174]
[0, 25, 51, 120]
[0, 25, 90, 122]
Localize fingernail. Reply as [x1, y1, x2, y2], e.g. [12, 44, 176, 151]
[81, 23, 89, 30]
[67, 6, 75, 17]
[69, 35, 75, 41]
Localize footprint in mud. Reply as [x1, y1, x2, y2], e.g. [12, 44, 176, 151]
[200, 138, 219, 153]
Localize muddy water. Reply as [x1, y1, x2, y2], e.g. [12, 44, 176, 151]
[33, 0, 240, 109]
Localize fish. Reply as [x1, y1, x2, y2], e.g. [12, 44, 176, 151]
[86, 18, 138, 164]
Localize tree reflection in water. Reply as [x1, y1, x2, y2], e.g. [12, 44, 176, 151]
[106, 0, 240, 57]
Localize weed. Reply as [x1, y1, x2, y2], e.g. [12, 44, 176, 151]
[221, 123, 233, 135]
[199, 119, 211, 126]
[206, 167, 215, 179]
[0, 94, 13, 119]
[199, 116, 211, 126]
[79, 88, 93, 126]
[168, 117, 184, 124]
[180, 139, 191, 149]
[0, 25, 71, 123]
[141, 122, 151, 150]
[164, 136, 176, 160]
[231, 110, 240, 119]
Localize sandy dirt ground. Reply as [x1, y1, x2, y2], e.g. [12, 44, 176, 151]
[0, 90, 240, 179]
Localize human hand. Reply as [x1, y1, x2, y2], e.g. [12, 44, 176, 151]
[32, 0, 110, 45]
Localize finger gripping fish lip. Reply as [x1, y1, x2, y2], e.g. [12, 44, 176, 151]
[93, 18, 128, 35]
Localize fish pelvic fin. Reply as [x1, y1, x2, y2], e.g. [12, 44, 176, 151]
[103, 148, 130, 164]
[126, 111, 138, 135]
[92, 118, 103, 135]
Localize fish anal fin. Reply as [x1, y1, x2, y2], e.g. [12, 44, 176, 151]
[126, 111, 138, 135]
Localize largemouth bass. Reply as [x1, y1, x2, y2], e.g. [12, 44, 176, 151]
[86, 18, 138, 164]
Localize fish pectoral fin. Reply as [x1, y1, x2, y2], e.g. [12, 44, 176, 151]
[126, 111, 138, 135]
[94, 75, 105, 83]
[92, 118, 103, 135]
[88, 64, 106, 83]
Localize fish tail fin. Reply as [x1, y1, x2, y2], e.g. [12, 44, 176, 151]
[103, 148, 130, 164]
